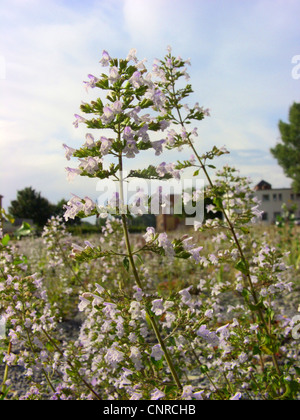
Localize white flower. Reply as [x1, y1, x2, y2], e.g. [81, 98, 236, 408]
[78, 296, 90, 312]
[150, 388, 165, 400]
[150, 344, 164, 361]
[151, 299, 165, 316]
[230, 392, 242, 400]
[143, 227, 155, 243]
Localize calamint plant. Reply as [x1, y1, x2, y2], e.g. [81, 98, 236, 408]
[0, 46, 299, 400]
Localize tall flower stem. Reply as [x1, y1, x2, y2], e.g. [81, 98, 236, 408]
[1, 341, 12, 396]
[169, 78, 281, 377]
[117, 152, 183, 391]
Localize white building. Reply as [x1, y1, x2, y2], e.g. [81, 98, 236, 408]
[254, 180, 300, 224]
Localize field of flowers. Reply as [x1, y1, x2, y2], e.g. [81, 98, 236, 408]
[0, 46, 299, 400]
[0, 218, 299, 400]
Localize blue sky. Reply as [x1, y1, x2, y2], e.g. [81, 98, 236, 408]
[0, 0, 299, 211]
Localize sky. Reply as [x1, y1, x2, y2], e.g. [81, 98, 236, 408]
[0, 0, 299, 213]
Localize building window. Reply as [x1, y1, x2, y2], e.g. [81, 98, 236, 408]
[273, 194, 277, 201]
[291, 193, 294, 200]
[262, 212, 268, 221]
[296, 193, 300, 200]
[262, 194, 269, 201]
[278, 193, 282, 201]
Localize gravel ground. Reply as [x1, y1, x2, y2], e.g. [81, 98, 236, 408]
[0, 319, 82, 400]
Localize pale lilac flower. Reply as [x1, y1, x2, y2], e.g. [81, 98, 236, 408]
[123, 140, 139, 159]
[205, 309, 214, 319]
[197, 325, 219, 346]
[65, 167, 81, 182]
[216, 323, 230, 340]
[126, 48, 138, 62]
[157, 232, 175, 257]
[84, 196, 95, 215]
[250, 324, 259, 332]
[179, 287, 192, 305]
[193, 391, 204, 400]
[150, 344, 164, 361]
[145, 87, 166, 110]
[156, 162, 168, 177]
[137, 124, 149, 142]
[129, 301, 143, 320]
[104, 346, 124, 369]
[189, 247, 203, 263]
[181, 385, 204, 400]
[151, 140, 165, 156]
[83, 133, 95, 149]
[100, 136, 112, 155]
[73, 114, 86, 128]
[64, 194, 84, 220]
[123, 126, 135, 141]
[238, 352, 248, 364]
[143, 227, 156, 243]
[130, 392, 143, 400]
[111, 100, 123, 114]
[108, 66, 120, 82]
[99, 50, 111, 66]
[163, 311, 176, 328]
[130, 346, 143, 370]
[83, 74, 99, 91]
[62, 144, 76, 160]
[78, 296, 90, 312]
[183, 192, 192, 205]
[230, 392, 242, 400]
[151, 299, 164, 316]
[128, 332, 137, 343]
[165, 129, 177, 146]
[95, 283, 105, 294]
[102, 302, 119, 319]
[159, 120, 170, 131]
[194, 220, 202, 231]
[79, 156, 101, 174]
[150, 388, 165, 400]
[133, 287, 143, 302]
[129, 71, 143, 88]
[206, 204, 217, 213]
[251, 205, 264, 220]
[101, 106, 115, 124]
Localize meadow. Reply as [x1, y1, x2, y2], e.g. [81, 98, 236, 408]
[0, 217, 299, 400]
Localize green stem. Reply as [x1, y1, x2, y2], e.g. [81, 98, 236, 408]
[118, 153, 183, 391]
[1, 341, 12, 395]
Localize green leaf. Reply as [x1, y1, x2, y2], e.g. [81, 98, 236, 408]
[239, 226, 250, 234]
[123, 257, 130, 272]
[234, 259, 249, 275]
[1, 234, 10, 246]
[151, 357, 164, 370]
[213, 196, 223, 210]
[14, 222, 32, 239]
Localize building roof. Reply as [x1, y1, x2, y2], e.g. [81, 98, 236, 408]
[254, 180, 272, 191]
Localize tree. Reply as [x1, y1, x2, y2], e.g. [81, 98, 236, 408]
[271, 102, 300, 192]
[9, 187, 54, 228]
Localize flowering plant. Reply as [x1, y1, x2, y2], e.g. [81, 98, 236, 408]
[0, 47, 299, 400]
